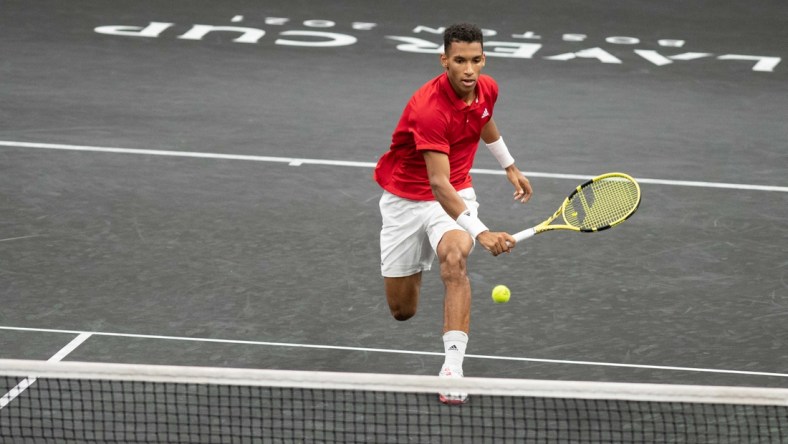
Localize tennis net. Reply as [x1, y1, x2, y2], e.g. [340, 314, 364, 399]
[1, 359, 786, 443]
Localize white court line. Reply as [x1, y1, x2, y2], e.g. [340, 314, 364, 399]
[0, 235, 42, 243]
[1, 325, 786, 379]
[1, 140, 786, 193]
[0, 332, 92, 409]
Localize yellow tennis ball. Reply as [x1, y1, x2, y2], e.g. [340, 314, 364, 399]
[491, 285, 511, 303]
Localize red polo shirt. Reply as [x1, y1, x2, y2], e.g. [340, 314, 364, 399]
[374, 73, 498, 201]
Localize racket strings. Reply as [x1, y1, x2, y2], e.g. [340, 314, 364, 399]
[565, 178, 640, 230]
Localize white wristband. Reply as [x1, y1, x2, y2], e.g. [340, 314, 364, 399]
[485, 137, 515, 168]
[456, 210, 489, 239]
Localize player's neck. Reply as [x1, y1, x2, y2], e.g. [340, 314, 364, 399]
[454, 90, 475, 106]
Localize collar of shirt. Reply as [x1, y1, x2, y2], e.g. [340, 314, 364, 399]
[439, 73, 486, 112]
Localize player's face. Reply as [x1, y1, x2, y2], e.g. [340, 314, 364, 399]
[441, 41, 485, 102]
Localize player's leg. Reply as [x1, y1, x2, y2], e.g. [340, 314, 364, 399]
[426, 188, 479, 404]
[435, 229, 474, 404]
[437, 230, 474, 334]
[379, 191, 433, 321]
[384, 273, 421, 321]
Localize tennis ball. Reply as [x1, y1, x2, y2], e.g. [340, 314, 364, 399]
[491, 285, 511, 304]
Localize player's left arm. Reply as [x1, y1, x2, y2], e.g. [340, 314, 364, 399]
[481, 118, 533, 204]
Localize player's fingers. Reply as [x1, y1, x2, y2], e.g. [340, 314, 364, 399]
[514, 179, 532, 203]
[488, 241, 504, 256]
[520, 182, 533, 203]
[483, 242, 499, 256]
[503, 234, 516, 251]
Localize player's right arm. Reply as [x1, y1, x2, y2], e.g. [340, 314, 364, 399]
[422, 150, 514, 255]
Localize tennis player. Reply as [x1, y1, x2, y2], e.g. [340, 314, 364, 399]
[374, 23, 532, 404]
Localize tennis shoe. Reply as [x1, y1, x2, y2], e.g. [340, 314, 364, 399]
[438, 365, 467, 405]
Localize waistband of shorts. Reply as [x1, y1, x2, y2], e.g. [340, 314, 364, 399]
[382, 187, 476, 202]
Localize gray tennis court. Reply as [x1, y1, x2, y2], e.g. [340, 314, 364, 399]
[1, 0, 786, 401]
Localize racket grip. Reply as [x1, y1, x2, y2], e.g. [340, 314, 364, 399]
[512, 228, 536, 242]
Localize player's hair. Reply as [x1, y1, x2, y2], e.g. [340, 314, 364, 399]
[443, 23, 483, 52]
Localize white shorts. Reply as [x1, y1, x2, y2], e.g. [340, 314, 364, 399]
[379, 188, 480, 277]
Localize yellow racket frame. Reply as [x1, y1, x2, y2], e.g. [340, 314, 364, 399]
[513, 172, 641, 242]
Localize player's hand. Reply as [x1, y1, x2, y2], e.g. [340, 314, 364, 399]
[505, 165, 533, 203]
[477, 231, 516, 256]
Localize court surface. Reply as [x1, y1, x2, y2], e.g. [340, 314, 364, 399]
[1, 0, 787, 389]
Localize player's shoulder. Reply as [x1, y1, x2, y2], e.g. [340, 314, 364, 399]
[408, 75, 447, 108]
[414, 74, 446, 98]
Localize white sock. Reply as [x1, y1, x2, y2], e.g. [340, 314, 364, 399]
[442, 330, 468, 369]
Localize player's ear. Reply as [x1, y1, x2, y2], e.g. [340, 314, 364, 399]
[439, 52, 448, 69]
[481, 53, 486, 67]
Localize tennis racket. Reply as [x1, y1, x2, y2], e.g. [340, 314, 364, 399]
[513, 172, 641, 242]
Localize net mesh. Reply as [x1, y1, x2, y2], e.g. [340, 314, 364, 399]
[564, 176, 641, 230]
[1, 360, 786, 443]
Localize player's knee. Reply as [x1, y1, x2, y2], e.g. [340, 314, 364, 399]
[385, 289, 418, 321]
[439, 250, 467, 283]
[390, 306, 416, 321]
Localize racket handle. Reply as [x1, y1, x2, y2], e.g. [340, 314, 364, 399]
[512, 228, 536, 242]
